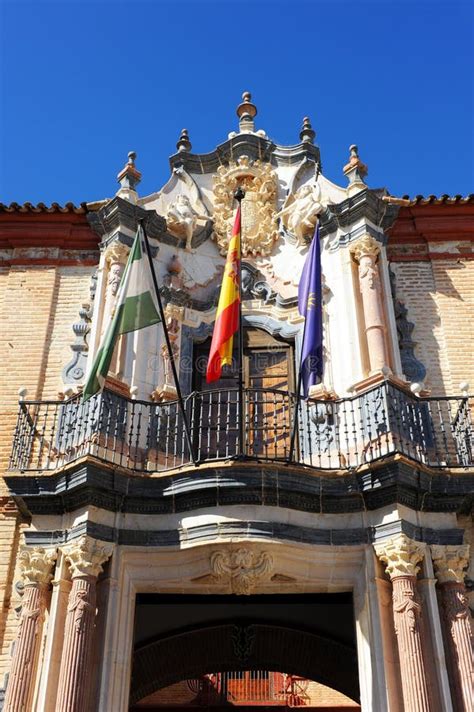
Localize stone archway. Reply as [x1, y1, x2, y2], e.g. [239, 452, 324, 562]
[130, 622, 359, 706]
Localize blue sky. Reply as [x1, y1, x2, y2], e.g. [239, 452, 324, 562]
[1, 0, 472, 205]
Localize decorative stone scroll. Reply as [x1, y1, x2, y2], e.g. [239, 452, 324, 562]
[350, 235, 390, 375]
[431, 545, 472, 712]
[4, 547, 57, 712]
[56, 537, 114, 712]
[375, 535, 431, 712]
[210, 548, 273, 595]
[212, 156, 278, 256]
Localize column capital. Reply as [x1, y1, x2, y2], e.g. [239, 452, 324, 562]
[374, 534, 425, 579]
[430, 544, 470, 585]
[104, 240, 129, 267]
[349, 234, 381, 262]
[19, 546, 57, 586]
[61, 536, 114, 579]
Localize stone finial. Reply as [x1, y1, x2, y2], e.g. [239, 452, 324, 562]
[300, 116, 316, 144]
[176, 128, 192, 153]
[116, 150, 142, 203]
[431, 545, 470, 585]
[236, 91, 257, 133]
[62, 536, 114, 579]
[19, 546, 57, 586]
[343, 144, 368, 196]
[374, 534, 425, 579]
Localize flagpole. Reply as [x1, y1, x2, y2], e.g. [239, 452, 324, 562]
[234, 186, 245, 459]
[288, 316, 308, 463]
[140, 221, 198, 466]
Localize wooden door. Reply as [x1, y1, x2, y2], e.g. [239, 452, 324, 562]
[192, 329, 294, 460]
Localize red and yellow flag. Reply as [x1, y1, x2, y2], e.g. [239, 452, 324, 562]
[206, 207, 241, 383]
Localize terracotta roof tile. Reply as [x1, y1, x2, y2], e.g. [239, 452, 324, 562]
[0, 201, 87, 214]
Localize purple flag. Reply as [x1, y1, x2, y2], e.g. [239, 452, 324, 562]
[298, 225, 323, 396]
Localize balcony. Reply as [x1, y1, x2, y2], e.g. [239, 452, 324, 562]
[9, 382, 473, 474]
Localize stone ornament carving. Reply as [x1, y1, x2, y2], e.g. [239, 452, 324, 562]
[105, 241, 129, 268]
[276, 181, 323, 243]
[19, 546, 57, 586]
[212, 156, 278, 256]
[62, 536, 114, 579]
[350, 234, 381, 263]
[68, 588, 95, 632]
[392, 578, 421, 632]
[431, 544, 470, 585]
[210, 548, 273, 595]
[166, 194, 210, 251]
[374, 534, 425, 579]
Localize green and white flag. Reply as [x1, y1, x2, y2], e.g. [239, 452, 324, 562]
[83, 226, 161, 401]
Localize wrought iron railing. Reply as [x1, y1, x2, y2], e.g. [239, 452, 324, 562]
[8, 382, 473, 473]
[187, 672, 310, 706]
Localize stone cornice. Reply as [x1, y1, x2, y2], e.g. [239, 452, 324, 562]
[23, 517, 465, 550]
[374, 534, 425, 579]
[61, 535, 114, 578]
[86, 196, 167, 243]
[19, 545, 57, 586]
[6, 459, 473, 518]
[168, 133, 321, 175]
[430, 544, 470, 584]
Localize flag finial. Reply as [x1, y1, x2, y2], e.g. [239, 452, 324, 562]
[236, 91, 257, 133]
[300, 117, 316, 144]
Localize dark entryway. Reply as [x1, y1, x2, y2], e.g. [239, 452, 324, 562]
[129, 594, 359, 711]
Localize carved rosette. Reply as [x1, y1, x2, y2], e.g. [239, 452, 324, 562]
[212, 156, 278, 256]
[210, 548, 273, 595]
[375, 536, 431, 712]
[431, 545, 472, 712]
[3, 547, 57, 712]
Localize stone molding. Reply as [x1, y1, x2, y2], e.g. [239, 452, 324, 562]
[210, 548, 273, 594]
[431, 544, 470, 585]
[349, 233, 381, 262]
[19, 545, 57, 586]
[374, 534, 425, 579]
[61, 536, 114, 579]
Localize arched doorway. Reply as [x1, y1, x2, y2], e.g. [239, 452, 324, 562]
[129, 594, 360, 711]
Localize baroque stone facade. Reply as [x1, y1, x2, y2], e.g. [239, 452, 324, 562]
[0, 94, 472, 711]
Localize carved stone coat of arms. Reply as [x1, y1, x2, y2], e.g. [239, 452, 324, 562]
[212, 156, 278, 257]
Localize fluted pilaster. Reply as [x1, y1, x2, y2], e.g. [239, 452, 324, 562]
[431, 545, 472, 712]
[350, 235, 390, 374]
[4, 546, 57, 712]
[375, 535, 431, 712]
[56, 537, 113, 712]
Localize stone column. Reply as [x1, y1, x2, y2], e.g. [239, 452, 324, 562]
[56, 537, 113, 712]
[374, 534, 431, 712]
[431, 545, 472, 712]
[350, 235, 389, 374]
[4, 546, 57, 712]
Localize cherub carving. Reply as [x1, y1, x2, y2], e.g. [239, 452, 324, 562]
[166, 194, 209, 251]
[276, 182, 323, 242]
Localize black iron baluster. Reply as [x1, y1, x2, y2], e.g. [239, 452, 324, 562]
[435, 399, 449, 467]
[350, 395, 359, 468]
[342, 398, 351, 468]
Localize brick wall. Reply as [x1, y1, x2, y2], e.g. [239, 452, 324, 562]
[0, 260, 94, 684]
[390, 258, 474, 395]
